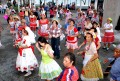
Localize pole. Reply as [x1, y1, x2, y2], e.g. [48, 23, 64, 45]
[95, 0, 98, 10]
[76, 0, 77, 9]
[30, 0, 31, 8]
[18, 0, 20, 12]
[64, 0, 66, 6]
[80, 0, 81, 9]
[88, 0, 91, 6]
[44, 0, 45, 5]
[40, 0, 41, 6]
[56, 0, 58, 7]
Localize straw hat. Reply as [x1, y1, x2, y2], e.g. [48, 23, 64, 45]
[13, 15, 20, 20]
[107, 17, 112, 22]
[52, 18, 60, 23]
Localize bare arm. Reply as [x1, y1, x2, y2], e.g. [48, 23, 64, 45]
[46, 45, 54, 58]
[96, 40, 101, 50]
[78, 42, 85, 49]
[105, 26, 112, 30]
[35, 42, 41, 52]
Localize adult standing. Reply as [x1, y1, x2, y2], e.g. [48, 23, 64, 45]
[102, 18, 114, 50]
[24, 7, 30, 26]
[13, 0, 16, 7]
[2, 3, 7, 14]
[49, 7, 55, 18]
[29, 11, 37, 31]
[49, 20, 62, 59]
[65, 9, 72, 24]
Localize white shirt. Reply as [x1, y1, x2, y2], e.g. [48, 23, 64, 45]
[3, 4, 7, 9]
[96, 27, 101, 42]
[104, 23, 113, 32]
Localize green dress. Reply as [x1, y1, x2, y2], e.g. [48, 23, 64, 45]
[39, 49, 62, 80]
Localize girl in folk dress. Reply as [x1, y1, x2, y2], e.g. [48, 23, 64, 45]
[38, 13, 49, 39]
[93, 22, 101, 42]
[36, 37, 62, 81]
[21, 19, 36, 44]
[102, 18, 114, 50]
[76, 8, 81, 17]
[66, 19, 78, 53]
[16, 29, 38, 76]
[29, 11, 37, 31]
[74, 13, 83, 34]
[81, 12, 86, 34]
[78, 33, 103, 81]
[8, 15, 16, 41]
[91, 10, 99, 23]
[84, 18, 92, 31]
[13, 15, 21, 43]
[57, 52, 79, 81]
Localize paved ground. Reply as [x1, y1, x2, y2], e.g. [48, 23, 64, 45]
[0, 12, 120, 81]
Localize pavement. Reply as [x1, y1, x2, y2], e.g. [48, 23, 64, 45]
[0, 12, 120, 81]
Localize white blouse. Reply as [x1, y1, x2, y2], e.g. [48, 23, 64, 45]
[104, 23, 113, 32]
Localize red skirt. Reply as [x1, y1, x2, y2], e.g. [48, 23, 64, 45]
[37, 29, 49, 37]
[30, 23, 37, 31]
[102, 32, 114, 43]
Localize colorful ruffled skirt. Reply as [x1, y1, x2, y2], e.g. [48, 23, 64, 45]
[39, 60, 62, 80]
[16, 48, 38, 72]
[102, 32, 114, 43]
[81, 58, 103, 81]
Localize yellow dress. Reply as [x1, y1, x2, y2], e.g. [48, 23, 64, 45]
[81, 42, 103, 81]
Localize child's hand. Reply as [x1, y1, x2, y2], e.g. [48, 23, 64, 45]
[104, 59, 109, 64]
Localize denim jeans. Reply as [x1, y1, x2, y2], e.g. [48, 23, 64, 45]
[25, 16, 29, 26]
[59, 13, 63, 20]
[51, 37, 60, 57]
[1, 9, 5, 14]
